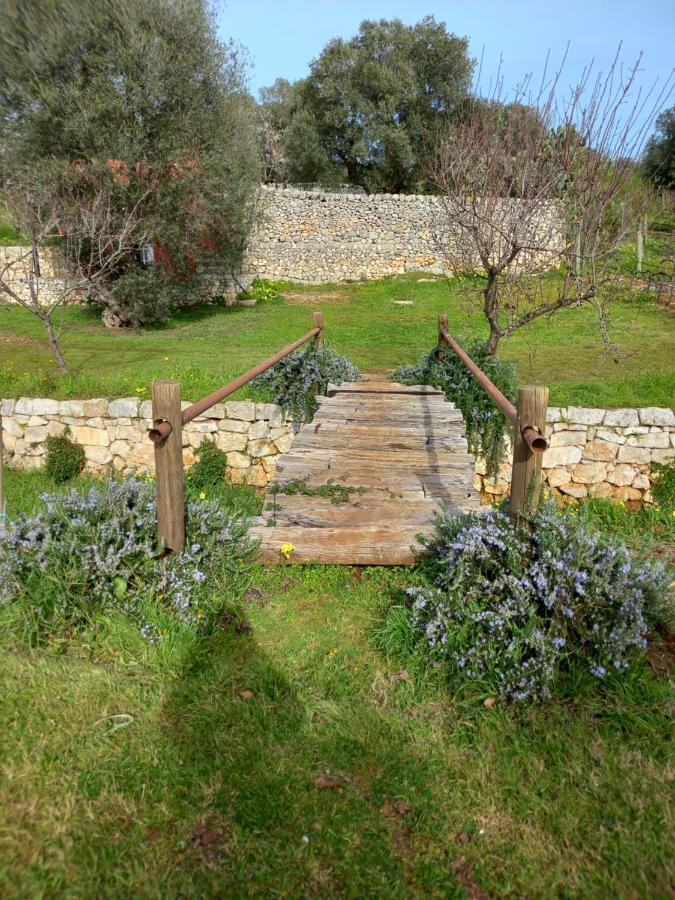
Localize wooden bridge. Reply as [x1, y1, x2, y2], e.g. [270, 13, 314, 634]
[148, 313, 548, 565]
[249, 377, 479, 564]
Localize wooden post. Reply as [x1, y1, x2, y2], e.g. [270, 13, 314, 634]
[509, 385, 549, 518]
[152, 380, 185, 552]
[313, 311, 325, 348]
[0, 412, 6, 533]
[438, 313, 448, 347]
[636, 221, 644, 275]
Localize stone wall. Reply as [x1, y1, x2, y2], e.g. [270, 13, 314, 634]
[1, 397, 294, 488]
[475, 406, 675, 505]
[244, 185, 563, 283]
[0, 245, 80, 306]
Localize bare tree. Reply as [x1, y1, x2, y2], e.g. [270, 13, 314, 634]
[0, 171, 150, 372]
[430, 50, 673, 354]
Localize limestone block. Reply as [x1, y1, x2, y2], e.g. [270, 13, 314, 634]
[227, 466, 248, 485]
[632, 473, 651, 490]
[473, 473, 483, 491]
[274, 433, 294, 454]
[24, 425, 47, 444]
[1, 399, 15, 416]
[14, 397, 33, 416]
[559, 482, 587, 498]
[139, 400, 153, 419]
[227, 451, 251, 469]
[83, 445, 112, 465]
[3, 432, 17, 452]
[546, 407, 562, 422]
[248, 420, 271, 441]
[617, 445, 651, 465]
[109, 440, 130, 455]
[549, 429, 586, 447]
[4, 418, 23, 437]
[58, 400, 84, 417]
[246, 464, 268, 487]
[108, 398, 139, 417]
[606, 464, 636, 486]
[46, 421, 67, 437]
[626, 431, 670, 449]
[638, 407, 675, 427]
[474, 456, 487, 476]
[225, 401, 256, 421]
[188, 421, 218, 434]
[542, 445, 582, 468]
[613, 486, 642, 502]
[651, 447, 675, 463]
[27, 416, 48, 427]
[588, 482, 613, 499]
[483, 476, 509, 495]
[207, 404, 226, 420]
[545, 467, 570, 488]
[255, 403, 283, 425]
[71, 425, 110, 447]
[32, 398, 60, 416]
[571, 462, 607, 484]
[111, 456, 126, 471]
[604, 408, 639, 427]
[115, 425, 142, 442]
[219, 418, 249, 433]
[566, 407, 604, 425]
[622, 426, 649, 435]
[582, 439, 617, 462]
[261, 456, 278, 475]
[248, 439, 277, 458]
[595, 429, 625, 445]
[182, 448, 196, 467]
[215, 431, 247, 453]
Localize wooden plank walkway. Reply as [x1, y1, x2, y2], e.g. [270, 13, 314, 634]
[250, 378, 479, 565]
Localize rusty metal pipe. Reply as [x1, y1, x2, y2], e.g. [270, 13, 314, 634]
[439, 325, 548, 452]
[148, 326, 322, 444]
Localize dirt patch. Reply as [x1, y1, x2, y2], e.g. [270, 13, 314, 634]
[281, 289, 351, 306]
[646, 629, 675, 677]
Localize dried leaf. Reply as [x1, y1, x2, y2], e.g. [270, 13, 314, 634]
[239, 689, 254, 700]
[380, 796, 411, 818]
[483, 697, 497, 709]
[314, 774, 342, 790]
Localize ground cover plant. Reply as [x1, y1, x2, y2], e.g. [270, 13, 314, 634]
[1, 272, 673, 407]
[394, 342, 517, 476]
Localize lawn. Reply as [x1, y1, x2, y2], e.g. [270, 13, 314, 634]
[1, 273, 673, 408]
[1, 471, 673, 897]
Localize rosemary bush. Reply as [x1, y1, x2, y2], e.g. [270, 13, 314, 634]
[0, 478, 254, 642]
[393, 342, 517, 476]
[407, 503, 664, 703]
[253, 344, 359, 426]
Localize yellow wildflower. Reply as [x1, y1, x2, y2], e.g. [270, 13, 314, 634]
[280, 542, 295, 559]
[199, 491, 206, 500]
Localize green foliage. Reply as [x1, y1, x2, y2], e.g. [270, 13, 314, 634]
[187, 440, 228, 490]
[270, 478, 365, 506]
[253, 344, 359, 426]
[102, 269, 192, 326]
[642, 106, 675, 190]
[408, 503, 665, 703]
[394, 342, 518, 476]
[44, 432, 85, 484]
[651, 459, 675, 508]
[0, 0, 261, 324]
[261, 16, 473, 192]
[238, 279, 284, 304]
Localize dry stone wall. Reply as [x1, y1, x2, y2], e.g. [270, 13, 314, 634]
[0, 245, 80, 306]
[1, 397, 294, 488]
[244, 185, 563, 284]
[475, 406, 675, 505]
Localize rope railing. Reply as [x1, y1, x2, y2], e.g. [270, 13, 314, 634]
[149, 312, 324, 551]
[437, 314, 549, 516]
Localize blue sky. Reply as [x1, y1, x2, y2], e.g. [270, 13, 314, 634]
[218, 0, 674, 120]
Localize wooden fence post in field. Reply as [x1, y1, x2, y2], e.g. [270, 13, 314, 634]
[152, 379, 185, 552]
[438, 313, 449, 348]
[636, 221, 644, 275]
[313, 311, 325, 348]
[509, 385, 549, 518]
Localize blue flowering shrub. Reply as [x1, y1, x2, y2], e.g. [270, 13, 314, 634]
[408, 503, 664, 703]
[0, 478, 254, 642]
[393, 342, 517, 476]
[253, 345, 359, 426]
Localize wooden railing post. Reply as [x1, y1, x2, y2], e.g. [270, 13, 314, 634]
[152, 379, 185, 552]
[509, 385, 549, 518]
[438, 313, 448, 347]
[313, 312, 325, 348]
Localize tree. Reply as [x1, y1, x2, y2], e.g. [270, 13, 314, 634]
[263, 16, 473, 192]
[0, 0, 261, 334]
[642, 106, 675, 190]
[430, 54, 671, 355]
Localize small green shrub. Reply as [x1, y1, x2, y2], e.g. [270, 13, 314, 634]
[95, 269, 195, 326]
[253, 345, 359, 426]
[238, 279, 285, 304]
[393, 342, 518, 477]
[44, 433, 85, 483]
[651, 460, 675, 508]
[406, 503, 665, 703]
[187, 440, 228, 489]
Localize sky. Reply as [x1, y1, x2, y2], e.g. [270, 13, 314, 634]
[218, 0, 674, 139]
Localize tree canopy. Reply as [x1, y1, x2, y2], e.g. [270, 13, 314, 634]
[260, 17, 473, 193]
[642, 106, 675, 190]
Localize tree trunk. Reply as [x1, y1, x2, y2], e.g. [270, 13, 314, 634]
[483, 274, 502, 355]
[44, 316, 67, 373]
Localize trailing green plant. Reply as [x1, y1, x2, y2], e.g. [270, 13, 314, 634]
[187, 440, 228, 490]
[44, 432, 85, 484]
[405, 502, 665, 703]
[394, 342, 517, 476]
[266, 478, 366, 524]
[0, 478, 255, 642]
[252, 344, 359, 427]
[650, 459, 675, 509]
[238, 279, 285, 304]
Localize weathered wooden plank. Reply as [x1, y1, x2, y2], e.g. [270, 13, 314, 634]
[254, 525, 428, 565]
[327, 382, 444, 396]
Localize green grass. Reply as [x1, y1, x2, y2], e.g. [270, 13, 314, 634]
[1, 273, 673, 407]
[0, 472, 673, 897]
